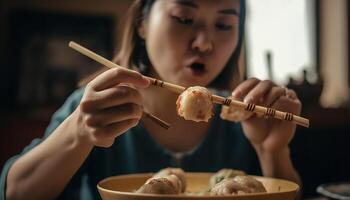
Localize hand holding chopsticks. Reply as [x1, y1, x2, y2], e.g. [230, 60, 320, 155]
[69, 41, 309, 128]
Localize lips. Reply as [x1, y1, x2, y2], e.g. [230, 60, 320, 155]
[187, 62, 207, 76]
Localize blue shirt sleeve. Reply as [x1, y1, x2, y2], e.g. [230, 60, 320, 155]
[0, 88, 85, 200]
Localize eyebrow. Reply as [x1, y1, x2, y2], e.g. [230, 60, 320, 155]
[218, 9, 239, 16]
[174, 0, 239, 16]
[175, 0, 198, 9]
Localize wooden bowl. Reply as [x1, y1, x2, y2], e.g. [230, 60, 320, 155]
[97, 173, 299, 200]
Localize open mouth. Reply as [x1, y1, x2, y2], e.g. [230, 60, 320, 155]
[188, 62, 207, 76]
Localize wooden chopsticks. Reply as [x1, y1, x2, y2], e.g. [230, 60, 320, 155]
[148, 77, 309, 127]
[142, 111, 170, 130]
[69, 41, 309, 128]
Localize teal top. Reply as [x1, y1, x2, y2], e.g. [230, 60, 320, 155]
[0, 88, 260, 200]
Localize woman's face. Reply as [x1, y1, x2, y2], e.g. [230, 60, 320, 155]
[140, 0, 240, 87]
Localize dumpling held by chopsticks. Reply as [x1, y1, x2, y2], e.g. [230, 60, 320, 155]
[176, 86, 214, 122]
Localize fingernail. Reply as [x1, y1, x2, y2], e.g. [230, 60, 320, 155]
[142, 77, 151, 87]
[232, 90, 241, 98]
[244, 96, 253, 104]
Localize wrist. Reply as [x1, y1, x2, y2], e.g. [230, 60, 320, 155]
[255, 146, 290, 161]
[67, 108, 94, 149]
[255, 146, 301, 185]
[256, 146, 291, 175]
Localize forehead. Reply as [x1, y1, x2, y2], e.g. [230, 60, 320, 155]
[157, 0, 240, 11]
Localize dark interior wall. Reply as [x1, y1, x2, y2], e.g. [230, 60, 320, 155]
[291, 124, 350, 198]
[0, 0, 132, 172]
[0, 0, 135, 113]
[0, 0, 131, 111]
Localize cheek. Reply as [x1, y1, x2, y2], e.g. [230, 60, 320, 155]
[215, 32, 239, 65]
[150, 30, 185, 59]
[145, 17, 190, 71]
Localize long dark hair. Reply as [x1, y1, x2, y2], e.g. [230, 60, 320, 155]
[80, 0, 246, 89]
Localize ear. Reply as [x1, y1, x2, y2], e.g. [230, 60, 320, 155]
[138, 20, 147, 39]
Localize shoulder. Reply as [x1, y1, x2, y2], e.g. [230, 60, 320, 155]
[51, 88, 85, 119]
[61, 87, 85, 111]
[44, 88, 85, 136]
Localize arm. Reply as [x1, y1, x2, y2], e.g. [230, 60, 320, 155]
[5, 68, 150, 200]
[6, 110, 93, 200]
[255, 147, 301, 185]
[256, 147, 302, 200]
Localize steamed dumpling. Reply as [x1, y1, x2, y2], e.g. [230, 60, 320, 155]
[176, 86, 213, 122]
[210, 168, 246, 187]
[136, 168, 187, 194]
[209, 178, 251, 195]
[209, 175, 267, 196]
[136, 174, 182, 194]
[233, 175, 267, 193]
[153, 168, 187, 192]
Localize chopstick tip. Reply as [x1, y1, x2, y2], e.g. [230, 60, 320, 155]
[68, 41, 77, 48]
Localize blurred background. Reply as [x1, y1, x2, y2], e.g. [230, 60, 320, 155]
[0, 0, 349, 199]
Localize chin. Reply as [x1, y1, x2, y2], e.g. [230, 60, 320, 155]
[177, 79, 209, 88]
[160, 73, 211, 88]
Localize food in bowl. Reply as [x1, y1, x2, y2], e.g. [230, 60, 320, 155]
[136, 168, 186, 194]
[136, 174, 183, 194]
[152, 168, 187, 192]
[97, 171, 300, 200]
[209, 175, 266, 195]
[209, 168, 246, 187]
[136, 168, 266, 196]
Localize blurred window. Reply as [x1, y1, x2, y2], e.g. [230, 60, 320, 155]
[245, 0, 317, 85]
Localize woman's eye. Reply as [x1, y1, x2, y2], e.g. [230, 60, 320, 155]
[172, 16, 193, 25]
[216, 23, 233, 31]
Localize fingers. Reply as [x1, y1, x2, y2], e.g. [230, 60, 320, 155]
[244, 80, 276, 103]
[285, 88, 299, 101]
[81, 86, 143, 112]
[232, 78, 276, 104]
[232, 78, 302, 119]
[258, 87, 301, 117]
[259, 86, 286, 107]
[232, 78, 260, 99]
[82, 99, 142, 147]
[89, 68, 150, 91]
[104, 118, 139, 137]
[85, 103, 143, 127]
[272, 94, 302, 115]
[77, 67, 149, 148]
[88, 118, 139, 147]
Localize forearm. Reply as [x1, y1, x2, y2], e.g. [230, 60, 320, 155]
[6, 110, 94, 200]
[255, 146, 301, 186]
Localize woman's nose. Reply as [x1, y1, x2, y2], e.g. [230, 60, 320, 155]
[191, 30, 213, 53]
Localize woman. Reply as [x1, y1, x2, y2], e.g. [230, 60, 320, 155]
[1, 0, 302, 199]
